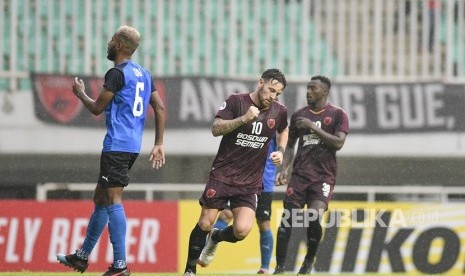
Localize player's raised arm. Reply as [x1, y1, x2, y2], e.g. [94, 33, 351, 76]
[211, 105, 259, 137]
[72, 77, 114, 116]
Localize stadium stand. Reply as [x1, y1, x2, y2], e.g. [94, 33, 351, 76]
[0, 0, 340, 92]
[1, 0, 464, 94]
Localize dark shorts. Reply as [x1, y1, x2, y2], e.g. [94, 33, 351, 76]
[256, 191, 273, 221]
[98, 151, 139, 188]
[200, 178, 259, 212]
[284, 175, 334, 209]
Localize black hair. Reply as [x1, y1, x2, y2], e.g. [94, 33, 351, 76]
[261, 68, 287, 88]
[311, 75, 331, 91]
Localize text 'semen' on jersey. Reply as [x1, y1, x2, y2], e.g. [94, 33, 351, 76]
[262, 136, 277, 192]
[210, 93, 288, 190]
[290, 103, 349, 184]
[102, 61, 156, 153]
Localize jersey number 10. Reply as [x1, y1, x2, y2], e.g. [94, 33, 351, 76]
[251, 121, 263, 135]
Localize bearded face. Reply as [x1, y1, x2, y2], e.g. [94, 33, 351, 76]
[257, 79, 284, 109]
[107, 43, 117, 61]
[258, 86, 272, 109]
[106, 35, 119, 61]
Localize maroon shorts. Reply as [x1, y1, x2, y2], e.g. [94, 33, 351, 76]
[199, 178, 259, 211]
[284, 175, 334, 209]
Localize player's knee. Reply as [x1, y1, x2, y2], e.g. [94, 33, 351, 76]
[233, 230, 248, 240]
[197, 219, 214, 232]
[233, 224, 252, 240]
[93, 195, 111, 206]
[284, 201, 300, 210]
[257, 219, 270, 231]
[280, 202, 300, 224]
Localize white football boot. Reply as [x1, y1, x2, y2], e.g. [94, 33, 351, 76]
[198, 228, 219, 267]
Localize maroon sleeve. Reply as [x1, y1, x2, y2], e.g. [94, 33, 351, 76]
[215, 94, 237, 120]
[277, 105, 288, 133]
[288, 111, 299, 140]
[336, 109, 349, 134]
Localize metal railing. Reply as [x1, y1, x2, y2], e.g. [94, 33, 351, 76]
[36, 182, 465, 203]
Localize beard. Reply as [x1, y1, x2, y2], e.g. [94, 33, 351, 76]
[107, 47, 116, 61]
[307, 97, 316, 106]
[258, 87, 271, 109]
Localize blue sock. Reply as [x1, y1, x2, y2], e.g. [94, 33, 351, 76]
[81, 205, 108, 257]
[213, 218, 229, 230]
[107, 204, 127, 269]
[260, 229, 273, 270]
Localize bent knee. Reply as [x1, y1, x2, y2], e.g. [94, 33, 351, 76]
[198, 220, 214, 232]
[234, 226, 252, 240]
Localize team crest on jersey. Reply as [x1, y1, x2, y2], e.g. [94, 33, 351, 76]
[267, 118, 276, 129]
[219, 101, 226, 111]
[286, 187, 294, 196]
[324, 117, 332, 125]
[206, 188, 216, 198]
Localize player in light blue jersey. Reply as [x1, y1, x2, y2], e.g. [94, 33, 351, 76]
[211, 137, 278, 274]
[57, 25, 166, 276]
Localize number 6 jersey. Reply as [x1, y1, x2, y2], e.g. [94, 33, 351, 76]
[102, 60, 155, 153]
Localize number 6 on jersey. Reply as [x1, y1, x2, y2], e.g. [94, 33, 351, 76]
[133, 82, 144, 117]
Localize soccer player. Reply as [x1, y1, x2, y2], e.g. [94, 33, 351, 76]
[183, 69, 289, 276]
[56, 25, 166, 276]
[273, 76, 349, 274]
[212, 137, 278, 274]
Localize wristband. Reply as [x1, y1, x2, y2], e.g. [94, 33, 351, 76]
[278, 146, 285, 154]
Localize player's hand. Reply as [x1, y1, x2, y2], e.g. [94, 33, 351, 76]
[269, 150, 283, 167]
[72, 77, 86, 97]
[276, 170, 288, 186]
[149, 144, 165, 169]
[242, 105, 260, 123]
[295, 117, 317, 131]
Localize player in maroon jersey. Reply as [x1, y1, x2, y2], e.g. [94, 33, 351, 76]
[273, 75, 349, 275]
[183, 69, 289, 276]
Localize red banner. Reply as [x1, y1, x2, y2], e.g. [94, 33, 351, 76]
[0, 200, 178, 272]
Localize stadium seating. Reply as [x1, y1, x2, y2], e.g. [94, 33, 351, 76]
[0, 0, 342, 91]
[1, 0, 465, 92]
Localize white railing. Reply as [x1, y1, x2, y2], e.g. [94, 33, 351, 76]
[2, 0, 465, 93]
[36, 182, 465, 203]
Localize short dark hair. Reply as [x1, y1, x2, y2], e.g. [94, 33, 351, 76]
[311, 75, 331, 91]
[261, 68, 287, 88]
